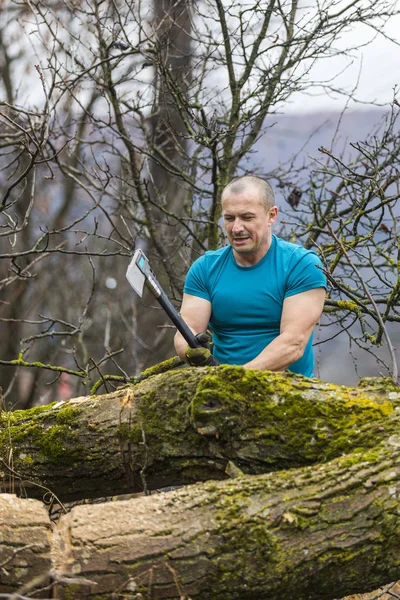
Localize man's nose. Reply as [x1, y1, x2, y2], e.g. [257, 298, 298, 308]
[232, 218, 244, 232]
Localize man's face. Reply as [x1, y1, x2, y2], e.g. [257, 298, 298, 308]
[221, 188, 278, 265]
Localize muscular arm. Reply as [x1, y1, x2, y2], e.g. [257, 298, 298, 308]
[243, 287, 326, 372]
[174, 293, 212, 360]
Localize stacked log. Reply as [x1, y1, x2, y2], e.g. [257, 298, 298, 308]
[0, 366, 399, 598]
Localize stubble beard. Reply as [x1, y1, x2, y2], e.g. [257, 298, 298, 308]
[232, 231, 269, 255]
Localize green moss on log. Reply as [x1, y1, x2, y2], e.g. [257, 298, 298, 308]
[138, 356, 183, 380]
[117, 367, 400, 486]
[2, 365, 400, 502]
[191, 438, 400, 599]
[191, 367, 400, 461]
[0, 403, 84, 468]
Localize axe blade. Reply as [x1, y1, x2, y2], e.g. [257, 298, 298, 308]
[126, 251, 146, 298]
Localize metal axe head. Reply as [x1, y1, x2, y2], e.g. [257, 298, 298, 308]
[126, 249, 147, 298]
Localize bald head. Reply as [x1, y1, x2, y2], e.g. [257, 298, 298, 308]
[222, 176, 275, 212]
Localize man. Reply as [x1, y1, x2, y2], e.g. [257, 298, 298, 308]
[174, 176, 326, 377]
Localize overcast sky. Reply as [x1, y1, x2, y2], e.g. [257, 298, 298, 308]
[5, 2, 400, 115]
[287, 13, 400, 113]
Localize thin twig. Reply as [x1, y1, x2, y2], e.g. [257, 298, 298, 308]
[325, 221, 398, 384]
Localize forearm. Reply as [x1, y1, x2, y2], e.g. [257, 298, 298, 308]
[174, 329, 195, 360]
[173, 295, 212, 361]
[243, 332, 305, 371]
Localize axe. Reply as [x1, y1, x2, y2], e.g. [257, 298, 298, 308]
[126, 249, 213, 353]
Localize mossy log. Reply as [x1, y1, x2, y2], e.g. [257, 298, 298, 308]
[1, 366, 400, 502]
[51, 438, 400, 599]
[1, 366, 400, 599]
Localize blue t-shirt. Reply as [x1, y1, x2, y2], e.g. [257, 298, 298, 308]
[184, 235, 326, 377]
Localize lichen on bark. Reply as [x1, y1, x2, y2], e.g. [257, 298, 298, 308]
[1, 366, 400, 598]
[1, 366, 400, 501]
[49, 436, 400, 600]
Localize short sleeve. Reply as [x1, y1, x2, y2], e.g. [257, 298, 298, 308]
[285, 250, 326, 299]
[183, 256, 211, 302]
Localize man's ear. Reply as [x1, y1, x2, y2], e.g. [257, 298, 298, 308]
[268, 205, 279, 223]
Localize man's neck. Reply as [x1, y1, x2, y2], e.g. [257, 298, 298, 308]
[233, 240, 272, 267]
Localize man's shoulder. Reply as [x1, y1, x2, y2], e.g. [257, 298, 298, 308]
[204, 245, 231, 258]
[274, 236, 320, 263]
[185, 245, 232, 296]
[192, 245, 231, 269]
[274, 236, 326, 292]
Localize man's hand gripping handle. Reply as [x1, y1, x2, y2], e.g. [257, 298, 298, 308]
[185, 332, 219, 367]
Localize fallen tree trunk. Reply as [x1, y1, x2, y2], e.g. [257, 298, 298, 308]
[53, 440, 400, 600]
[0, 494, 51, 595]
[1, 366, 399, 501]
[1, 367, 400, 599]
[1, 436, 399, 600]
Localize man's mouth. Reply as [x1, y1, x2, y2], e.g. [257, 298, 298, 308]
[233, 236, 250, 243]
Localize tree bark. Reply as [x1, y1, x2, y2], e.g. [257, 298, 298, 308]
[51, 444, 400, 600]
[136, 0, 194, 371]
[0, 494, 51, 595]
[2, 436, 399, 600]
[1, 366, 399, 502]
[1, 367, 400, 599]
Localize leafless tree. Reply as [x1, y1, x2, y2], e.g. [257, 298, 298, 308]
[277, 105, 400, 383]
